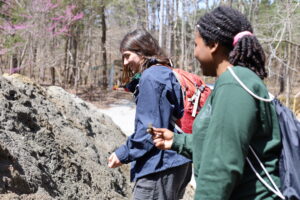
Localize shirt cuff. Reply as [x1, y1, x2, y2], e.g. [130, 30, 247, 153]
[171, 132, 186, 153]
[115, 145, 129, 164]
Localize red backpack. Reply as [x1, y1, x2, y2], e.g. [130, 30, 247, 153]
[171, 68, 211, 134]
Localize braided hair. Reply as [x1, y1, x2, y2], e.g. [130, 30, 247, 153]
[120, 29, 172, 83]
[196, 6, 267, 79]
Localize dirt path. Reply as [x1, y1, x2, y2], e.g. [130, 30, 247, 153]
[66, 88, 134, 109]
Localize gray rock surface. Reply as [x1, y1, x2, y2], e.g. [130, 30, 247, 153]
[0, 74, 131, 199]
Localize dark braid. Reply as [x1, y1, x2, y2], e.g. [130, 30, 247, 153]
[196, 6, 267, 79]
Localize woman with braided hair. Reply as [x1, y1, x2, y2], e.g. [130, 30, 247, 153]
[151, 6, 282, 200]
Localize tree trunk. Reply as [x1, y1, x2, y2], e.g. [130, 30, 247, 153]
[144, 0, 149, 29]
[11, 54, 18, 73]
[150, 0, 156, 31]
[69, 35, 78, 87]
[279, 61, 285, 94]
[134, 0, 147, 28]
[101, 0, 107, 89]
[166, 0, 173, 56]
[158, 0, 164, 47]
[31, 45, 37, 79]
[50, 67, 55, 85]
[248, 0, 259, 25]
[173, 0, 178, 67]
[285, 1, 292, 107]
[63, 37, 70, 88]
[180, 1, 186, 69]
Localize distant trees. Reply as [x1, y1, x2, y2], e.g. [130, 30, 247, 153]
[0, 0, 84, 86]
[255, 1, 300, 106]
[0, 0, 299, 107]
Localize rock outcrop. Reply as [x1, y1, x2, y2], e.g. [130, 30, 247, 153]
[0, 74, 131, 199]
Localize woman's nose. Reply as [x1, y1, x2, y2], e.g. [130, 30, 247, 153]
[124, 58, 129, 66]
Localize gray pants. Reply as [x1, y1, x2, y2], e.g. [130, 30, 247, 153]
[132, 163, 192, 200]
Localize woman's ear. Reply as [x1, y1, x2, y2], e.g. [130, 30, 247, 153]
[209, 42, 219, 54]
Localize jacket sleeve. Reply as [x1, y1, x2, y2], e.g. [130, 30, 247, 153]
[195, 84, 257, 200]
[172, 132, 193, 159]
[115, 71, 179, 164]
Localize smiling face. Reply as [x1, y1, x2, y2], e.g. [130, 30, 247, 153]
[122, 50, 143, 74]
[194, 31, 216, 76]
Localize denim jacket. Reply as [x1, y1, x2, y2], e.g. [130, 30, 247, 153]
[115, 65, 191, 182]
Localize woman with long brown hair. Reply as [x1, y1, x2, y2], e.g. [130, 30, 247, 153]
[108, 29, 192, 200]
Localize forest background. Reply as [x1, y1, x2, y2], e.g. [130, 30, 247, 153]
[0, 0, 299, 114]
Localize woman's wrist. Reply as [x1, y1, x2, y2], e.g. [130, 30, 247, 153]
[171, 132, 181, 151]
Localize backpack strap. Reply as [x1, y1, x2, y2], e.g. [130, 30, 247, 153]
[173, 69, 207, 117]
[246, 146, 285, 199]
[227, 66, 285, 200]
[190, 85, 205, 117]
[172, 70, 185, 102]
[227, 67, 274, 102]
[168, 70, 186, 134]
[170, 116, 185, 133]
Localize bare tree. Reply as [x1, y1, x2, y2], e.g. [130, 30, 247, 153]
[180, 1, 186, 69]
[100, 0, 108, 89]
[158, 0, 164, 47]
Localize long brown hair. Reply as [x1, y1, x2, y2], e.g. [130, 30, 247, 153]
[120, 29, 172, 83]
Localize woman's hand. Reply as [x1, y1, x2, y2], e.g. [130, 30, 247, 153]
[108, 152, 122, 168]
[151, 128, 174, 150]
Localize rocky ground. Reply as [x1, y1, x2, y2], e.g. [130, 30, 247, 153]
[0, 74, 194, 199]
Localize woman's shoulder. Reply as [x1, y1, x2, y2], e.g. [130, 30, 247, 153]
[144, 65, 172, 74]
[214, 66, 269, 98]
[218, 66, 265, 88]
[141, 65, 173, 83]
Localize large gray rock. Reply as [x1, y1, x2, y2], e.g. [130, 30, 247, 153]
[0, 74, 131, 199]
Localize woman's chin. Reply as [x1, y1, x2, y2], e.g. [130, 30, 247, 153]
[200, 66, 216, 77]
[200, 68, 209, 76]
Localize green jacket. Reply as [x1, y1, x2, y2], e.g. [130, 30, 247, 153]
[172, 66, 281, 200]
